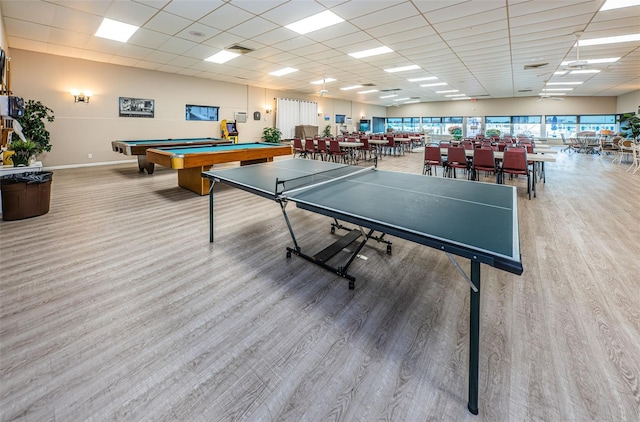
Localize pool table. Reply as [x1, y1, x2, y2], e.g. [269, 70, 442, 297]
[145, 142, 293, 195]
[111, 137, 230, 174]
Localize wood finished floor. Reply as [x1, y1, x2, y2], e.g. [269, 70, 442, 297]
[1, 149, 639, 421]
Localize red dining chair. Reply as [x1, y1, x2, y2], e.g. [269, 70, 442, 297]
[444, 146, 469, 178]
[499, 147, 531, 199]
[423, 145, 443, 176]
[359, 137, 376, 161]
[316, 138, 328, 161]
[304, 139, 317, 159]
[471, 147, 498, 182]
[293, 138, 305, 158]
[329, 140, 348, 163]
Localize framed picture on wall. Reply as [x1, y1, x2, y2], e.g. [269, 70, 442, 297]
[119, 97, 154, 118]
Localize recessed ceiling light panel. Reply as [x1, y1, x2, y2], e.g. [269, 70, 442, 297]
[269, 67, 298, 76]
[348, 46, 393, 59]
[384, 64, 420, 73]
[285, 10, 344, 35]
[205, 50, 241, 64]
[95, 18, 139, 43]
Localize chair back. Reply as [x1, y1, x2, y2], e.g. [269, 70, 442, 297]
[447, 146, 467, 164]
[473, 147, 495, 168]
[305, 139, 315, 153]
[461, 140, 474, 150]
[502, 147, 527, 171]
[317, 139, 327, 153]
[293, 138, 303, 150]
[329, 140, 341, 153]
[425, 146, 442, 164]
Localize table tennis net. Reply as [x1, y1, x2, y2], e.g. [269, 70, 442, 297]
[275, 165, 374, 197]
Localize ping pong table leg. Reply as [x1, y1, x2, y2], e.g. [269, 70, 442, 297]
[468, 260, 481, 415]
[209, 180, 216, 243]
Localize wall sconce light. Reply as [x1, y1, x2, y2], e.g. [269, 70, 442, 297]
[265, 107, 272, 114]
[71, 90, 91, 103]
[361, 114, 366, 119]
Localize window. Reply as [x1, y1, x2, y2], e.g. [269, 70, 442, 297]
[422, 117, 442, 134]
[185, 104, 219, 121]
[403, 117, 420, 132]
[512, 115, 541, 138]
[466, 116, 482, 137]
[336, 114, 346, 124]
[578, 115, 616, 133]
[443, 117, 463, 137]
[545, 115, 576, 139]
[386, 117, 402, 132]
[485, 116, 510, 136]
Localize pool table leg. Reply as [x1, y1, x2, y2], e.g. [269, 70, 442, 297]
[137, 155, 155, 174]
[177, 166, 211, 195]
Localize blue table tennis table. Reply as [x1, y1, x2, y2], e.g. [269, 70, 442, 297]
[202, 158, 523, 415]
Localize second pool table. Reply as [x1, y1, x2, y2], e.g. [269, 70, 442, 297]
[146, 142, 293, 195]
[111, 137, 230, 174]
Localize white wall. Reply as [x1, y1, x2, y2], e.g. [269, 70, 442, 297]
[616, 90, 640, 114]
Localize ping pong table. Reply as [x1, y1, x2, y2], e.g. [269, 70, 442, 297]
[202, 158, 523, 415]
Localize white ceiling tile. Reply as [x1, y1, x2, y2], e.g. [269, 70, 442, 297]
[198, 3, 255, 31]
[161, 0, 224, 20]
[48, 28, 91, 49]
[104, 1, 159, 26]
[128, 28, 172, 50]
[225, 17, 280, 38]
[4, 18, 51, 42]
[157, 37, 198, 55]
[202, 33, 246, 51]
[143, 11, 192, 35]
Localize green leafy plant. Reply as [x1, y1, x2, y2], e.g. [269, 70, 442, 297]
[485, 128, 501, 138]
[262, 127, 282, 143]
[322, 124, 332, 137]
[16, 100, 55, 154]
[448, 125, 462, 140]
[619, 113, 640, 140]
[8, 139, 39, 166]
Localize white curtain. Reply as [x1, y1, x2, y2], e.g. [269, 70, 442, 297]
[299, 100, 318, 125]
[276, 98, 318, 139]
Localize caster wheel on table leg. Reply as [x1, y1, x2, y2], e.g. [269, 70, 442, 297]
[286, 251, 291, 258]
[387, 245, 392, 254]
[348, 281, 355, 290]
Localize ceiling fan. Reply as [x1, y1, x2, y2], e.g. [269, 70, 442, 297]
[319, 76, 329, 97]
[563, 32, 590, 70]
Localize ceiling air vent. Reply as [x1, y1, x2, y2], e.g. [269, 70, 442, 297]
[380, 88, 401, 92]
[518, 89, 533, 93]
[361, 83, 376, 87]
[523, 63, 548, 70]
[227, 44, 254, 54]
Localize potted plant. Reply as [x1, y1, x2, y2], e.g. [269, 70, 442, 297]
[15, 99, 55, 155]
[262, 127, 282, 143]
[619, 113, 640, 140]
[448, 125, 462, 140]
[485, 128, 501, 138]
[322, 124, 332, 137]
[7, 139, 39, 166]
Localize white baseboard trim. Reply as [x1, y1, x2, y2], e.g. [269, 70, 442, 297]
[43, 160, 136, 171]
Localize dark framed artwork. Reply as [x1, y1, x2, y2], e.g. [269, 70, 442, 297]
[185, 104, 219, 121]
[119, 97, 154, 118]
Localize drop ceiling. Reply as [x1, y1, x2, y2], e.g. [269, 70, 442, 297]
[1, 0, 639, 106]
